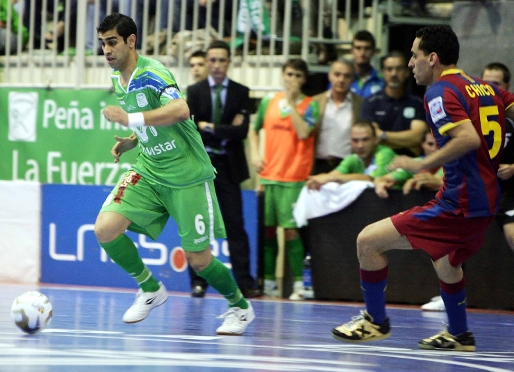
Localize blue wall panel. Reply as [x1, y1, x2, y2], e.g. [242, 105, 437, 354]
[41, 184, 259, 293]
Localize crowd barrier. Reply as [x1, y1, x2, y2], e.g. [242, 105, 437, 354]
[1, 0, 381, 94]
[308, 188, 514, 310]
[0, 181, 259, 293]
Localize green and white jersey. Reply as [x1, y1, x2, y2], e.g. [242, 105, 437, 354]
[111, 55, 214, 187]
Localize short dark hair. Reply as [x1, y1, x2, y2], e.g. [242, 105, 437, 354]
[352, 30, 376, 50]
[189, 50, 206, 60]
[380, 50, 408, 70]
[333, 59, 355, 73]
[484, 62, 511, 84]
[352, 120, 376, 137]
[282, 58, 309, 78]
[97, 13, 137, 44]
[206, 40, 231, 58]
[415, 26, 459, 66]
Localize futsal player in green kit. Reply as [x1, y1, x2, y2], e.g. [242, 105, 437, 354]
[94, 13, 255, 335]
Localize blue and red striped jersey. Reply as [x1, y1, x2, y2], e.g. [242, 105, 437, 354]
[424, 69, 514, 217]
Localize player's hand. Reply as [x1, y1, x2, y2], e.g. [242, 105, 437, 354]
[232, 113, 244, 126]
[251, 155, 265, 173]
[402, 178, 416, 195]
[284, 79, 302, 103]
[103, 106, 128, 126]
[498, 163, 514, 180]
[111, 135, 137, 163]
[412, 172, 442, 190]
[389, 155, 423, 173]
[306, 174, 330, 190]
[374, 177, 394, 199]
[198, 121, 214, 132]
[374, 181, 389, 199]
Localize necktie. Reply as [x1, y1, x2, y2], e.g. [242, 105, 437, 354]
[213, 85, 223, 124]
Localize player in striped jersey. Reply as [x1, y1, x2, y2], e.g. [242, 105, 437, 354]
[331, 25, 514, 351]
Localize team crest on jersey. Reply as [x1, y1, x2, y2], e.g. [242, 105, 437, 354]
[428, 96, 446, 123]
[136, 93, 148, 108]
[403, 107, 415, 119]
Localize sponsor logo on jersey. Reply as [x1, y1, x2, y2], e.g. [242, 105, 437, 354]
[136, 93, 148, 108]
[140, 140, 177, 156]
[428, 96, 446, 123]
[134, 126, 158, 143]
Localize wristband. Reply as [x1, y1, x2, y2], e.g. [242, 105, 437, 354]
[127, 112, 146, 128]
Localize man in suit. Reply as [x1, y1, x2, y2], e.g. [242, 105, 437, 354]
[186, 40, 261, 299]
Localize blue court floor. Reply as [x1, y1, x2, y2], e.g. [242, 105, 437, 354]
[0, 283, 513, 372]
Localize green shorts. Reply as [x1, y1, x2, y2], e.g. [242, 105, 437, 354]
[263, 183, 303, 228]
[100, 171, 226, 252]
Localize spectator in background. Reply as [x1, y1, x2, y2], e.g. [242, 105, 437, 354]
[374, 130, 442, 199]
[0, 0, 28, 53]
[173, 0, 233, 37]
[312, 59, 363, 175]
[360, 51, 427, 157]
[350, 30, 384, 98]
[248, 58, 319, 301]
[188, 49, 208, 83]
[421, 62, 514, 312]
[186, 40, 261, 299]
[135, 0, 169, 49]
[306, 120, 395, 190]
[401, 0, 429, 17]
[22, 0, 78, 53]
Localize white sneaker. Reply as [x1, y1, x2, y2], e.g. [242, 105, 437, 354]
[122, 282, 168, 323]
[216, 302, 255, 335]
[289, 281, 305, 301]
[421, 295, 445, 311]
[264, 279, 280, 297]
[263, 287, 280, 297]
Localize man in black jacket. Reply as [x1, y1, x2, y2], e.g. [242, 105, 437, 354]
[186, 40, 261, 299]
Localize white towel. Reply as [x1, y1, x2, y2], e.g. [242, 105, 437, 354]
[293, 181, 374, 227]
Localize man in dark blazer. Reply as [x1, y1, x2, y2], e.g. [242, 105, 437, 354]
[186, 40, 261, 299]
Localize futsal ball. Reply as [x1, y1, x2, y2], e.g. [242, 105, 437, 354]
[11, 291, 53, 334]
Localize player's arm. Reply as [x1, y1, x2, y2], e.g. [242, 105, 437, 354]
[374, 174, 396, 199]
[376, 120, 427, 151]
[111, 133, 138, 163]
[248, 125, 264, 173]
[210, 87, 251, 140]
[102, 99, 190, 128]
[506, 105, 514, 121]
[306, 170, 371, 190]
[390, 120, 480, 173]
[289, 102, 315, 140]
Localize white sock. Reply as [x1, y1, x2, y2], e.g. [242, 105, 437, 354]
[264, 279, 277, 290]
[293, 280, 303, 291]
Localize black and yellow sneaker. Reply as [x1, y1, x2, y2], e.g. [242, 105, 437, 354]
[331, 310, 391, 343]
[418, 329, 476, 352]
